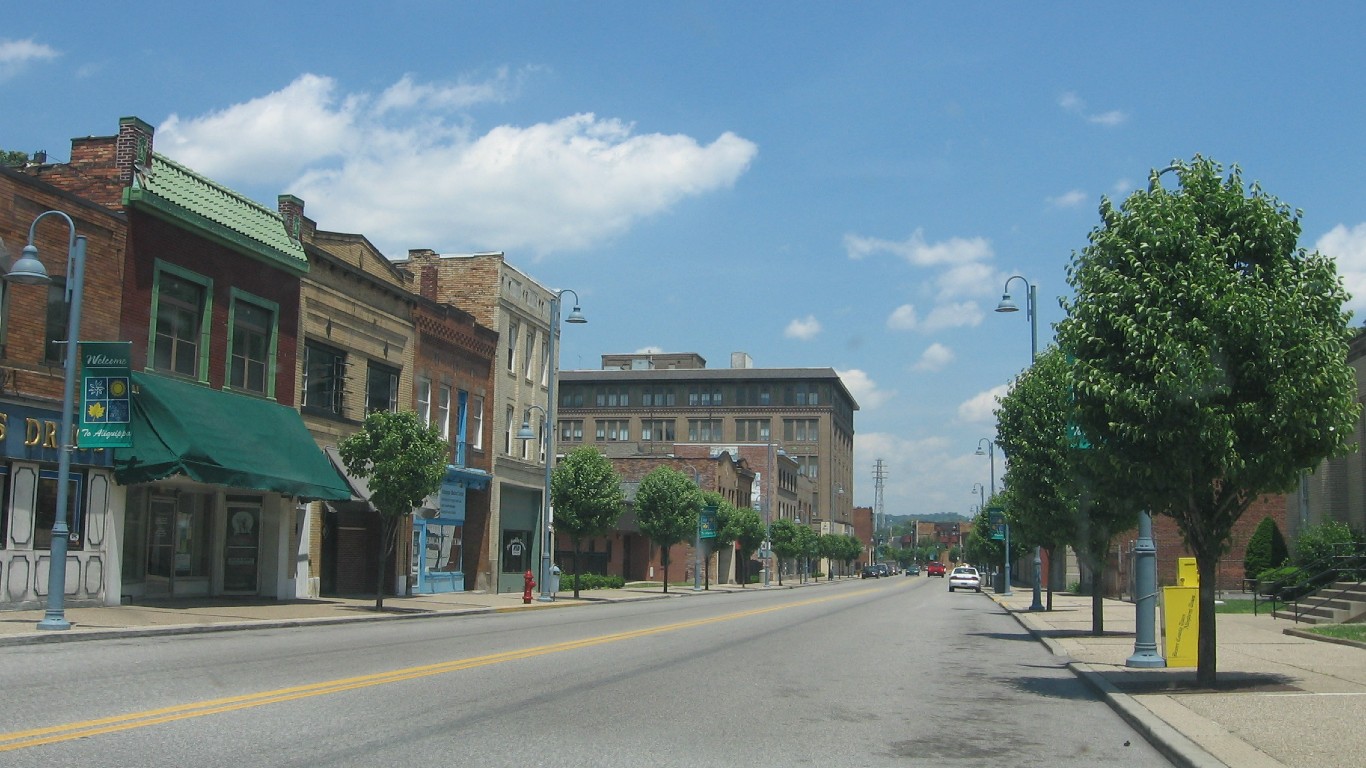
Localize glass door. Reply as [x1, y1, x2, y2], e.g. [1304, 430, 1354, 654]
[223, 498, 260, 593]
[144, 497, 177, 597]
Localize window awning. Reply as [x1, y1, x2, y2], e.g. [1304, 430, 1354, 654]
[444, 465, 491, 490]
[114, 372, 351, 501]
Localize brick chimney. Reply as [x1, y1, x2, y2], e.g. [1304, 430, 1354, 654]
[41, 116, 156, 211]
[277, 194, 316, 243]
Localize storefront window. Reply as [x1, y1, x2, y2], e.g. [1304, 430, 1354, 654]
[0, 467, 9, 549]
[35, 469, 82, 551]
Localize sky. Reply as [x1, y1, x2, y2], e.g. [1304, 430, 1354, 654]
[6, 2, 1366, 521]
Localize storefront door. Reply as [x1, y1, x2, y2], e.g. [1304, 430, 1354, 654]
[142, 492, 211, 597]
[224, 497, 260, 593]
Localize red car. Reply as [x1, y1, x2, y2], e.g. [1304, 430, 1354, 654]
[925, 562, 947, 577]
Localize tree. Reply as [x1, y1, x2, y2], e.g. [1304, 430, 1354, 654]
[817, 533, 842, 580]
[1, 150, 30, 168]
[794, 525, 819, 582]
[634, 467, 702, 592]
[718, 503, 764, 585]
[1058, 156, 1359, 685]
[1243, 516, 1289, 582]
[994, 347, 1134, 623]
[551, 446, 625, 598]
[768, 518, 801, 586]
[339, 410, 448, 610]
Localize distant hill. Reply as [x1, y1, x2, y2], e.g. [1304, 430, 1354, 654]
[885, 512, 969, 526]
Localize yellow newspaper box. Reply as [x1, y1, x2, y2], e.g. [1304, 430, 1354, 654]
[1177, 557, 1199, 587]
[1163, 586, 1199, 667]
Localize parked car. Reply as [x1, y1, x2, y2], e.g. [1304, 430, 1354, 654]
[875, 563, 891, 577]
[925, 561, 947, 577]
[948, 566, 982, 592]
[906, 564, 920, 576]
[861, 565, 881, 579]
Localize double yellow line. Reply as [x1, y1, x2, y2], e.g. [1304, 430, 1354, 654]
[2, 588, 870, 751]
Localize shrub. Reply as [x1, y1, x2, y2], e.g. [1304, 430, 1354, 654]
[1244, 516, 1289, 580]
[555, 572, 625, 592]
[1292, 521, 1357, 569]
[1256, 565, 1308, 599]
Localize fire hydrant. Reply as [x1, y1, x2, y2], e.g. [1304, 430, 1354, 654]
[522, 570, 536, 604]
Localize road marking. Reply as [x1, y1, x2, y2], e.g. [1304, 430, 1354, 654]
[0, 587, 880, 751]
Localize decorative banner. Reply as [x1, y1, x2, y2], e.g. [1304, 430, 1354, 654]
[699, 505, 718, 539]
[78, 341, 133, 448]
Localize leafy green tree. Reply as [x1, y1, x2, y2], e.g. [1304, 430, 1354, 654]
[718, 503, 764, 585]
[817, 533, 843, 580]
[995, 347, 1134, 623]
[634, 467, 702, 592]
[1243, 516, 1289, 582]
[1, 150, 30, 167]
[339, 410, 448, 610]
[1058, 156, 1360, 685]
[768, 518, 801, 586]
[551, 446, 625, 598]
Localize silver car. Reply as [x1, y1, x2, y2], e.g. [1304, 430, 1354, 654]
[947, 566, 982, 592]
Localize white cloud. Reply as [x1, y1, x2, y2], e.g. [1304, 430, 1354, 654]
[1047, 189, 1088, 209]
[957, 384, 1008, 424]
[1058, 90, 1127, 127]
[922, 301, 984, 332]
[1316, 223, 1366, 317]
[843, 228, 993, 266]
[912, 342, 954, 372]
[153, 73, 758, 256]
[886, 304, 918, 331]
[0, 38, 58, 81]
[836, 368, 893, 410]
[785, 315, 822, 340]
[934, 262, 997, 300]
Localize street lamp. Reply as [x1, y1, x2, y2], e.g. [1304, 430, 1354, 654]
[971, 482, 985, 511]
[975, 438, 995, 496]
[516, 288, 585, 602]
[996, 274, 1045, 611]
[6, 210, 88, 631]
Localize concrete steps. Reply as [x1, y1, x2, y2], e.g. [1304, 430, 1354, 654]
[1273, 581, 1366, 624]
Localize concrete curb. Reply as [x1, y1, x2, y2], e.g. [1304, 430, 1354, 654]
[987, 592, 1228, 768]
[1282, 626, 1366, 650]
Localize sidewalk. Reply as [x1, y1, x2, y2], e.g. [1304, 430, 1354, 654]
[0, 580, 785, 646]
[990, 589, 1366, 768]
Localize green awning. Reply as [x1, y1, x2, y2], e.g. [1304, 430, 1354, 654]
[114, 372, 351, 500]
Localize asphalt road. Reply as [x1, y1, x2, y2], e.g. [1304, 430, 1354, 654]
[0, 576, 1170, 767]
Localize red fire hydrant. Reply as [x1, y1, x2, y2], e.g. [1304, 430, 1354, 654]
[522, 570, 536, 604]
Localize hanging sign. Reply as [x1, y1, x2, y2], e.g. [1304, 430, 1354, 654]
[699, 505, 718, 539]
[78, 341, 133, 448]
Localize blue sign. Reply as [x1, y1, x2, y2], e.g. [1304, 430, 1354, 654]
[438, 479, 467, 522]
[0, 402, 111, 467]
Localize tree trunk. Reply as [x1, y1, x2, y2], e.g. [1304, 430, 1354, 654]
[661, 550, 670, 593]
[375, 516, 397, 611]
[1196, 551, 1219, 687]
[1045, 545, 1056, 611]
[1090, 567, 1104, 635]
[572, 539, 582, 599]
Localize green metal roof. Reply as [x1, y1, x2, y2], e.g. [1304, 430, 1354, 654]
[123, 153, 308, 274]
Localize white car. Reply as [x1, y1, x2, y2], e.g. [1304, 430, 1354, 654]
[947, 566, 982, 593]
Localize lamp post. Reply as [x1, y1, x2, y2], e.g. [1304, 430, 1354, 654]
[6, 211, 87, 631]
[996, 274, 1045, 611]
[687, 465, 703, 592]
[975, 438, 995, 496]
[971, 483, 985, 511]
[515, 289, 585, 602]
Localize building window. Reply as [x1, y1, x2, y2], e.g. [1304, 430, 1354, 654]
[152, 268, 210, 379]
[468, 395, 484, 450]
[687, 419, 722, 442]
[366, 362, 399, 413]
[524, 330, 536, 381]
[417, 378, 432, 425]
[541, 337, 551, 386]
[506, 319, 519, 373]
[796, 455, 818, 478]
[505, 405, 515, 454]
[437, 385, 452, 440]
[596, 419, 630, 441]
[641, 419, 675, 442]
[736, 419, 771, 442]
[560, 388, 585, 408]
[688, 387, 722, 407]
[784, 418, 819, 443]
[302, 341, 345, 415]
[228, 295, 276, 395]
[596, 387, 629, 407]
[641, 387, 676, 407]
[786, 384, 821, 406]
[559, 420, 584, 443]
[44, 277, 68, 365]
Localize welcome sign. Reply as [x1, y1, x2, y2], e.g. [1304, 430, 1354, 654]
[78, 341, 133, 448]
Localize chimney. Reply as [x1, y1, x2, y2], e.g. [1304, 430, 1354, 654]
[420, 266, 438, 300]
[114, 116, 155, 188]
[277, 195, 315, 242]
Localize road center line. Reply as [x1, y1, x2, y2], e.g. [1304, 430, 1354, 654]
[0, 586, 879, 751]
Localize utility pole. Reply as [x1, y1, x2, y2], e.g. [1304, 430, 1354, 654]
[873, 459, 887, 561]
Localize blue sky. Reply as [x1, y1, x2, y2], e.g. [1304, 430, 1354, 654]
[7, 2, 1366, 520]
